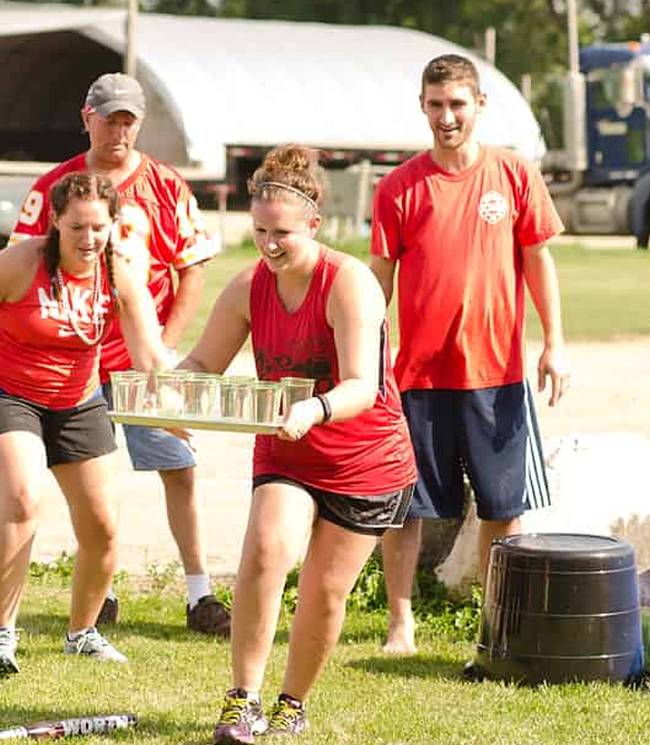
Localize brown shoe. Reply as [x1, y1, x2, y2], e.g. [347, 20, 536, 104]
[96, 597, 119, 625]
[187, 595, 231, 637]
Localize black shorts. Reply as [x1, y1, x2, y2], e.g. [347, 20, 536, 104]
[401, 381, 549, 522]
[0, 389, 117, 468]
[252, 475, 415, 537]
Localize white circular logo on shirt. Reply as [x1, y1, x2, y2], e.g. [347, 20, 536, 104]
[478, 190, 509, 224]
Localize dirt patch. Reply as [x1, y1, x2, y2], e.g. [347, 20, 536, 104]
[526, 337, 650, 437]
[31, 338, 650, 579]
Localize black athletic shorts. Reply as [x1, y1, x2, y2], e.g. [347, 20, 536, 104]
[252, 475, 415, 537]
[0, 388, 117, 468]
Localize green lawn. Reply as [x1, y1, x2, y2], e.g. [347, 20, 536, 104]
[2, 582, 650, 745]
[181, 242, 650, 353]
[526, 245, 650, 342]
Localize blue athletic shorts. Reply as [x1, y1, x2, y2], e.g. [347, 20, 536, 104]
[401, 381, 549, 521]
[102, 382, 195, 472]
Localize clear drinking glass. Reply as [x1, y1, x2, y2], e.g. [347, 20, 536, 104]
[280, 377, 316, 413]
[184, 373, 221, 418]
[154, 370, 188, 416]
[219, 377, 254, 420]
[251, 382, 282, 424]
[110, 371, 148, 413]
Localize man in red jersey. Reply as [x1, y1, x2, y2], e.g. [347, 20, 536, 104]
[10, 73, 229, 636]
[370, 54, 570, 654]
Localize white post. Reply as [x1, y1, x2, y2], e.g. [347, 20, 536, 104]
[567, 0, 579, 76]
[563, 0, 588, 172]
[484, 27, 496, 66]
[520, 73, 532, 103]
[124, 0, 138, 77]
[354, 159, 371, 236]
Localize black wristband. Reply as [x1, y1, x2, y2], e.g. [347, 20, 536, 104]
[315, 393, 332, 423]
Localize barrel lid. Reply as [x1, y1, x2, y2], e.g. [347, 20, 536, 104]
[491, 533, 636, 570]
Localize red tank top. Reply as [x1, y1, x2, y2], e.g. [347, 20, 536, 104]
[250, 247, 416, 496]
[0, 258, 114, 409]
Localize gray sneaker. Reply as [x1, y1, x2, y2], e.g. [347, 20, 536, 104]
[0, 627, 19, 675]
[63, 627, 127, 663]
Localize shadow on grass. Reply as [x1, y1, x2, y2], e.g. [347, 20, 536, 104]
[346, 653, 465, 681]
[338, 628, 387, 645]
[16, 610, 70, 637]
[17, 611, 231, 644]
[0, 707, 209, 741]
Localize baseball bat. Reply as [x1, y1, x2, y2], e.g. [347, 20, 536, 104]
[0, 713, 137, 740]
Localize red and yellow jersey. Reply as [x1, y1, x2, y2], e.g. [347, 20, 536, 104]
[10, 152, 219, 379]
[371, 146, 563, 391]
[250, 247, 417, 496]
[0, 258, 115, 409]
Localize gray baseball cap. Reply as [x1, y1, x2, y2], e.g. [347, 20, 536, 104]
[85, 73, 146, 119]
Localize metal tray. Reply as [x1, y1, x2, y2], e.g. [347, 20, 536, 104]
[108, 411, 280, 434]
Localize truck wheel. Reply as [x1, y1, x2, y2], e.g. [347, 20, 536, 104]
[629, 174, 650, 248]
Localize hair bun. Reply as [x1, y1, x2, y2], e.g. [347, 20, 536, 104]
[264, 145, 316, 176]
[248, 144, 326, 208]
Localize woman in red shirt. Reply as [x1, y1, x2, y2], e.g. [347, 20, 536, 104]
[0, 172, 165, 674]
[181, 145, 416, 743]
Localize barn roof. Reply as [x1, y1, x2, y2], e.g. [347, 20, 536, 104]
[0, 4, 545, 176]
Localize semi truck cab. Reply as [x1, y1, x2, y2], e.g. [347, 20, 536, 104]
[547, 40, 650, 246]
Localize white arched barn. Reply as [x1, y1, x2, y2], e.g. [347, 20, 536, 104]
[0, 5, 544, 165]
[0, 4, 545, 219]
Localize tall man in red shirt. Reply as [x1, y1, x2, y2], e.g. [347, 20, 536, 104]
[10, 73, 229, 636]
[370, 55, 570, 654]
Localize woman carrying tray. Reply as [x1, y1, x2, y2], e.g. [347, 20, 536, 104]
[0, 172, 166, 674]
[180, 144, 417, 743]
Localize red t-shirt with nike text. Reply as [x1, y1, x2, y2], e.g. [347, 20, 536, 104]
[371, 146, 563, 391]
[0, 259, 114, 409]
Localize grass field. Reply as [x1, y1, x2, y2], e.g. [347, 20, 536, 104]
[2, 580, 650, 745]
[2, 242, 646, 742]
[181, 241, 650, 353]
[526, 245, 650, 342]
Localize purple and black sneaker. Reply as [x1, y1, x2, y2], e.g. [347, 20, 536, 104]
[266, 694, 309, 736]
[212, 688, 268, 745]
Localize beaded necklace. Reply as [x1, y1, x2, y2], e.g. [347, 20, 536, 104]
[56, 261, 106, 346]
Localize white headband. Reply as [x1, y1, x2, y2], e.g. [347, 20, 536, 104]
[257, 181, 319, 212]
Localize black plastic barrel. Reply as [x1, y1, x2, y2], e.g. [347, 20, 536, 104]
[475, 533, 644, 684]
